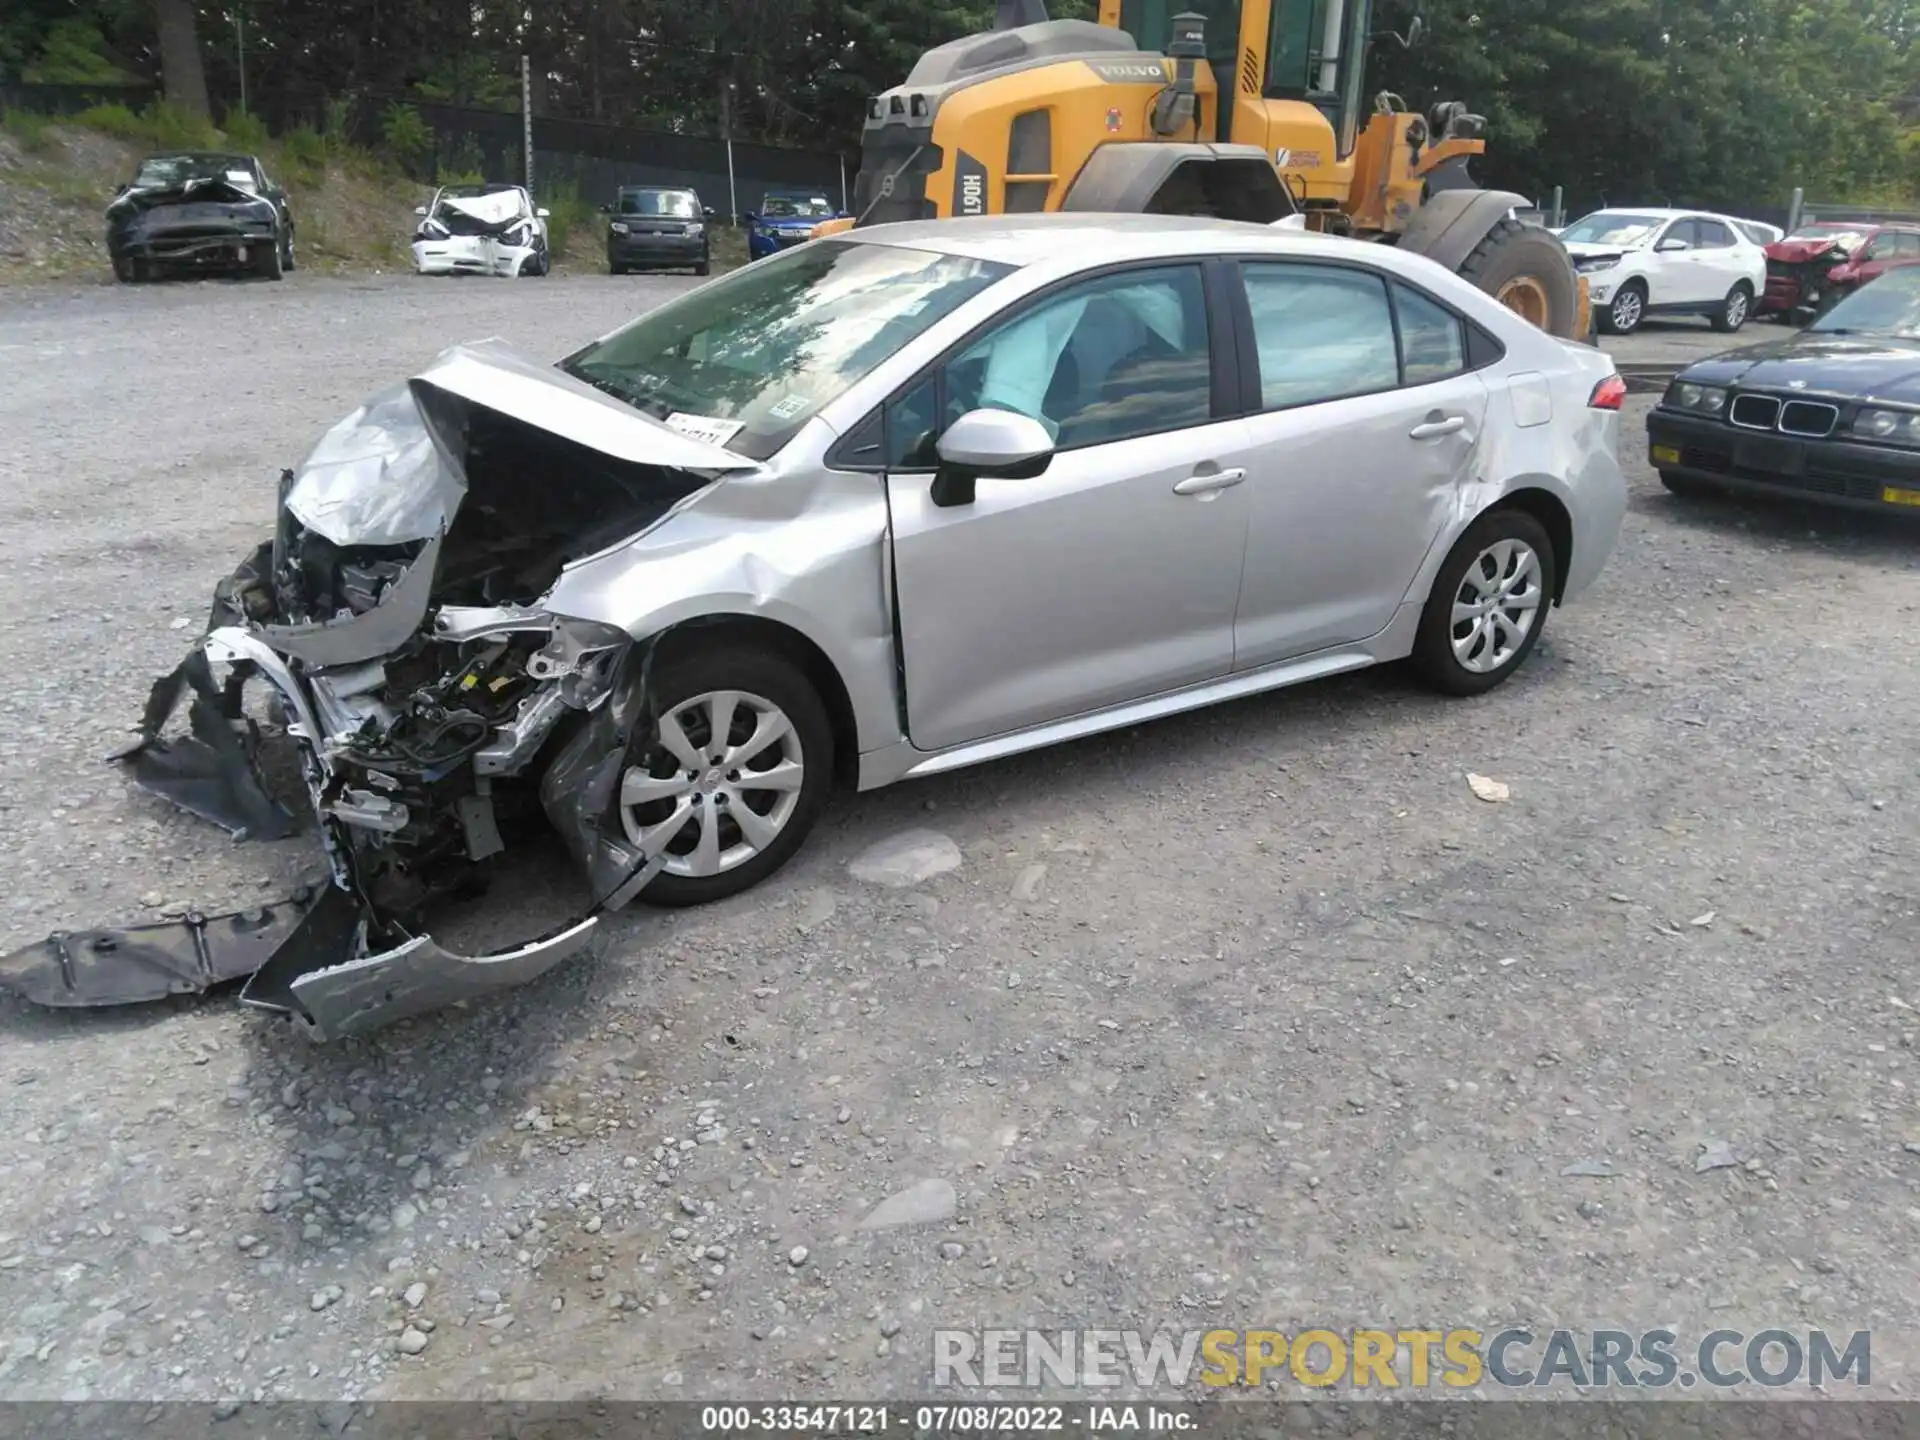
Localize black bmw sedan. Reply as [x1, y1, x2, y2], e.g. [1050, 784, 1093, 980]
[1648, 266, 1920, 513]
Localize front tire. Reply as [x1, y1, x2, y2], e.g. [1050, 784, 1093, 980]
[254, 235, 283, 281]
[1600, 282, 1647, 336]
[281, 228, 296, 272]
[1410, 509, 1558, 697]
[1712, 283, 1753, 333]
[617, 646, 835, 907]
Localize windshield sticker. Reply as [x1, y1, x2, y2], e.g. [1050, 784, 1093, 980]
[665, 413, 746, 445]
[767, 394, 810, 421]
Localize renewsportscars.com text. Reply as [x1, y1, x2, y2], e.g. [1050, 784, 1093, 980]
[931, 1327, 1871, 1391]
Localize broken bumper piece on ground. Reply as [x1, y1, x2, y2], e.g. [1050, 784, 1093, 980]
[0, 340, 734, 1039]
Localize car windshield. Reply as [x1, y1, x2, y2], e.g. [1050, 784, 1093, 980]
[561, 240, 1012, 461]
[1559, 213, 1667, 248]
[133, 155, 254, 189]
[1788, 226, 1867, 250]
[621, 191, 699, 217]
[1810, 268, 1920, 339]
[763, 195, 834, 219]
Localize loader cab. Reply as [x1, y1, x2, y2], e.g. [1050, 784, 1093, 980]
[1110, 0, 1373, 166]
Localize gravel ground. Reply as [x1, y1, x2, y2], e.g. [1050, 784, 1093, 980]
[2, 275, 1918, 1411]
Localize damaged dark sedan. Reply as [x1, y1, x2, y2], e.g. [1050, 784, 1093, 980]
[107, 151, 295, 282]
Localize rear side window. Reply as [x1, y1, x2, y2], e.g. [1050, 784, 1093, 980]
[1241, 263, 1399, 409]
[1694, 219, 1736, 249]
[1392, 283, 1467, 385]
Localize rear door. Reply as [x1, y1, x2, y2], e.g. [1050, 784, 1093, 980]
[1690, 218, 1748, 302]
[1220, 260, 1493, 667]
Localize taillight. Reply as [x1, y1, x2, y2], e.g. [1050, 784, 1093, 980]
[1589, 375, 1628, 411]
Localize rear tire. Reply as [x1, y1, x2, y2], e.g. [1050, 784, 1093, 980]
[1410, 508, 1558, 697]
[281, 228, 296, 272]
[1452, 216, 1583, 338]
[618, 646, 836, 908]
[254, 235, 283, 281]
[1711, 283, 1753, 333]
[694, 259, 710, 276]
[112, 254, 136, 283]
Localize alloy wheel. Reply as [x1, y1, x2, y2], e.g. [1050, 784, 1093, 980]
[618, 689, 806, 879]
[1450, 540, 1545, 674]
[1726, 290, 1748, 327]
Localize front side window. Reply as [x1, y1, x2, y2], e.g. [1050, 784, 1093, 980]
[943, 264, 1213, 452]
[1865, 232, 1899, 260]
[1242, 262, 1399, 409]
[561, 240, 1012, 461]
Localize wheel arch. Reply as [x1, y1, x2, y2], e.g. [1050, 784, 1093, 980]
[644, 613, 862, 789]
[1060, 143, 1298, 224]
[1489, 486, 1575, 605]
[1396, 188, 1535, 273]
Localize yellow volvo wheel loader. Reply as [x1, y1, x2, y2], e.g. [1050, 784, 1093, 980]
[820, 0, 1588, 339]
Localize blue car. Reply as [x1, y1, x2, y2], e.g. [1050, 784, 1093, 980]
[747, 189, 842, 260]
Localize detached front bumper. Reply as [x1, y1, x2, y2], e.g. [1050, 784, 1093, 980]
[118, 229, 273, 269]
[412, 238, 535, 277]
[748, 230, 811, 259]
[1649, 408, 1920, 512]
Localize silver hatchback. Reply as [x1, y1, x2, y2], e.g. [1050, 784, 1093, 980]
[18, 214, 1627, 1039]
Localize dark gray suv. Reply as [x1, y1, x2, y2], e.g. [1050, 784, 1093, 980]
[605, 186, 712, 275]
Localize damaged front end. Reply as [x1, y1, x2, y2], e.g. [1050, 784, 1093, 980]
[1, 341, 753, 1039]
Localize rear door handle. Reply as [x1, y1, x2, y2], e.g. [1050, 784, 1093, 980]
[1410, 416, 1467, 440]
[1173, 467, 1247, 497]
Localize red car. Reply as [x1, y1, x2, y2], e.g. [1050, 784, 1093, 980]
[1761, 222, 1920, 321]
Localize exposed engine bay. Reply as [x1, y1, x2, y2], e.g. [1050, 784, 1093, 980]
[0, 340, 755, 1041]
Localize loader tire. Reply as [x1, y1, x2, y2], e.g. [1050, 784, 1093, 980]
[1454, 217, 1582, 339]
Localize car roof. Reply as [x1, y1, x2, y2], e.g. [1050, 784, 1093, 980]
[843, 212, 1384, 268]
[621, 184, 693, 193]
[764, 187, 829, 196]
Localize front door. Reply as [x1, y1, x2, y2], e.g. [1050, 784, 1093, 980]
[884, 263, 1253, 752]
[1224, 260, 1491, 666]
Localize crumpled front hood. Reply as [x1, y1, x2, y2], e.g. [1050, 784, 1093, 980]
[1562, 240, 1634, 262]
[1679, 333, 1920, 400]
[110, 177, 269, 215]
[286, 338, 759, 547]
[1766, 238, 1851, 264]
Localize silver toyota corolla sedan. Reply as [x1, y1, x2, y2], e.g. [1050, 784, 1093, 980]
[6, 214, 1627, 1040]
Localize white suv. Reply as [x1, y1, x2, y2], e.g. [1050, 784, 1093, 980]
[1558, 208, 1769, 336]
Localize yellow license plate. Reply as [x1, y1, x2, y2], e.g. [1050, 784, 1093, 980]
[1652, 445, 1681, 466]
[1883, 486, 1920, 506]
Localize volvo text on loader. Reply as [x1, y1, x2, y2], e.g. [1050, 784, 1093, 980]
[826, 0, 1589, 340]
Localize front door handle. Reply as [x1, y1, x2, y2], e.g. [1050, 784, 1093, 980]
[1410, 416, 1467, 440]
[1173, 467, 1247, 497]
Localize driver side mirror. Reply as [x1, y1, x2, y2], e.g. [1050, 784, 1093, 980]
[704, 205, 717, 218]
[1657, 238, 1691, 253]
[930, 409, 1056, 508]
[413, 205, 428, 217]
[536, 207, 551, 219]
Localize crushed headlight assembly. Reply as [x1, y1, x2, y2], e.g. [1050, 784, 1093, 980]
[610, 221, 630, 234]
[1666, 382, 1729, 416]
[687, 222, 706, 237]
[1853, 407, 1920, 446]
